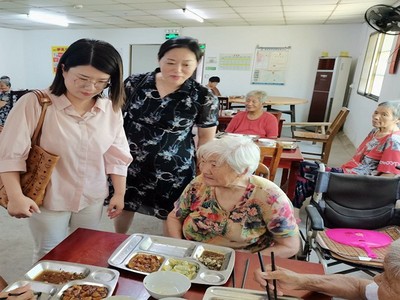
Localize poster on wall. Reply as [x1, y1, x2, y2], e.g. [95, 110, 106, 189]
[51, 46, 68, 73]
[219, 53, 252, 71]
[251, 46, 290, 85]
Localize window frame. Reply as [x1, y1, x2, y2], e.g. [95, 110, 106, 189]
[357, 32, 395, 101]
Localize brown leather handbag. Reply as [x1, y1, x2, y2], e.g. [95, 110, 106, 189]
[0, 90, 60, 208]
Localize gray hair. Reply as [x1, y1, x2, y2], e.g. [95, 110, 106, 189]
[0, 76, 11, 87]
[378, 101, 400, 120]
[197, 136, 260, 175]
[384, 239, 400, 278]
[246, 90, 268, 103]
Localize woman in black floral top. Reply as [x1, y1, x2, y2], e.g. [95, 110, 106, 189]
[111, 37, 218, 233]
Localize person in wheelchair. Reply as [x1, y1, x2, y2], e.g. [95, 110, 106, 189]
[254, 238, 400, 300]
[165, 135, 299, 258]
[294, 101, 400, 209]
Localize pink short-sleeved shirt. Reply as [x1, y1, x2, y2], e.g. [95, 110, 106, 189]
[0, 89, 132, 212]
[225, 111, 278, 138]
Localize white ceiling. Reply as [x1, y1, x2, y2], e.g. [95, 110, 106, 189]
[0, 0, 398, 30]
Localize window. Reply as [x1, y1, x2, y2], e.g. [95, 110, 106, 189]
[357, 32, 395, 101]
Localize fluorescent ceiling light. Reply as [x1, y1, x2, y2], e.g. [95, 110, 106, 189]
[182, 8, 204, 23]
[28, 10, 69, 27]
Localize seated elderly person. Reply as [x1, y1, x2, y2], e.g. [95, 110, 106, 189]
[294, 100, 400, 209]
[254, 238, 400, 300]
[225, 90, 278, 138]
[165, 135, 299, 258]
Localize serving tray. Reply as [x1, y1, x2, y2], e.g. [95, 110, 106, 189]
[3, 260, 119, 299]
[108, 234, 235, 285]
[203, 287, 301, 300]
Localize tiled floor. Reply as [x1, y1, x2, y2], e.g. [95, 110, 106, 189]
[0, 129, 364, 296]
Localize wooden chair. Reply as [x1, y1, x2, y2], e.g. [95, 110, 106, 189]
[255, 162, 270, 178]
[258, 142, 284, 182]
[284, 107, 350, 164]
[217, 96, 230, 110]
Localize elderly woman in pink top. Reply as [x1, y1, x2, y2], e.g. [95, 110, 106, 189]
[225, 90, 278, 138]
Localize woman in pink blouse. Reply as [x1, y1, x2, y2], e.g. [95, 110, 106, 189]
[225, 90, 278, 138]
[0, 39, 132, 261]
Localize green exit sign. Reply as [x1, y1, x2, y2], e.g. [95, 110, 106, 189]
[165, 33, 179, 39]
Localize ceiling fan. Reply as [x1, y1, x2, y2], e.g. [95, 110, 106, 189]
[365, 4, 400, 34]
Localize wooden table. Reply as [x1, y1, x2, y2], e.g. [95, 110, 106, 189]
[41, 228, 329, 300]
[229, 96, 308, 124]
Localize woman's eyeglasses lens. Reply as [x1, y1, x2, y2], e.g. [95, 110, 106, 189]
[74, 78, 110, 90]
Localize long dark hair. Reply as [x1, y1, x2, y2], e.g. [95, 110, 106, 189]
[49, 38, 125, 111]
[158, 37, 203, 62]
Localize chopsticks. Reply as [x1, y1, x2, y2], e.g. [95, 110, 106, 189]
[241, 258, 250, 288]
[271, 252, 278, 300]
[232, 267, 236, 287]
[257, 251, 277, 300]
[0, 291, 42, 300]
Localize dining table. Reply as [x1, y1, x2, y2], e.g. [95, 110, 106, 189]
[41, 228, 330, 300]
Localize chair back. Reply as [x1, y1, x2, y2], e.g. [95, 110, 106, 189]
[218, 97, 230, 110]
[259, 143, 283, 181]
[313, 172, 400, 229]
[326, 107, 350, 136]
[255, 162, 270, 178]
[269, 111, 283, 137]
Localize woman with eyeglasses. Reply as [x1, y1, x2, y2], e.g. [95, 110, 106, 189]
[0, 38, 132, 262]
[106, 37, 218, 233]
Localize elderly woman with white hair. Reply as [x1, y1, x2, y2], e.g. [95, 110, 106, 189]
[165, 135, 299, 258]
[225, 90, 279, 138]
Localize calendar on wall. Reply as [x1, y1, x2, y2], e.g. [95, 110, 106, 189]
[251, 46, 290, 85]
[219, 53, 252, 71]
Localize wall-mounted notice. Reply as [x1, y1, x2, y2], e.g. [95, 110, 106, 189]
[51, 46, 68, 73]
[251, 46, 290, 85]
[219, 53, 252, 71]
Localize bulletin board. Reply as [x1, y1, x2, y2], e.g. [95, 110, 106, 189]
[251, 46, 290, 85]
[51, 46, 68, 73]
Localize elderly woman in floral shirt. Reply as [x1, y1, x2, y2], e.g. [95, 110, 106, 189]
[165, 135, 299, 258]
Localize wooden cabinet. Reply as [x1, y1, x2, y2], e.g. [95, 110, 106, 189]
[308, 57, 352, 122]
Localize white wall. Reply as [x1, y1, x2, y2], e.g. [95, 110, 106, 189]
[0, 28, 26, 90]
[2, 23, 400, 148]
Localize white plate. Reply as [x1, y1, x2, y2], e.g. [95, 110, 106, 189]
[258, 138, 276, 147]
[203, 287, 301, 300]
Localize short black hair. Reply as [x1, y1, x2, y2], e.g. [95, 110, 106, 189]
[209, 76, 220, 83]
[158, 37, 203, 62]
[49, 38, 125, 111]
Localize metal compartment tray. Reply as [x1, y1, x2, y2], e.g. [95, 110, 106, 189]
[3, 260, 119, 299]
[108, 233, 235, 285]
[203, 287, 301, 300]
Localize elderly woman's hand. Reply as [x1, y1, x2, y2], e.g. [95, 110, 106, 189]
[260, 234, 300, 259]
[0, 285, 36, 300]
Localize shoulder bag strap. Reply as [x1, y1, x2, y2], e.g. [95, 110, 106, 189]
[31, 90, 52, 146]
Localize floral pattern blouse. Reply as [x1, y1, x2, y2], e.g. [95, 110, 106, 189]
[341, 129, 400, 175]
[173, 175, 298, 252]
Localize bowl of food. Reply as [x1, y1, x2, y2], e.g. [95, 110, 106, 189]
[143, 271, 191, 299]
